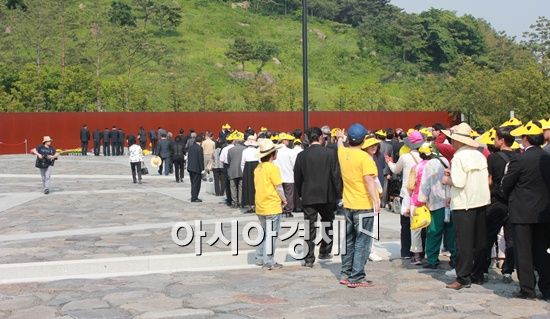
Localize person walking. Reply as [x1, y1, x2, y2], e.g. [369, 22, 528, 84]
[171, 135, 186, 183]
[228, 132, 246, 208]
[294, 127, 342, 267]
[254, 139, 285, 270]
[336, 124, 380, 288]
[156, 134, 173, 176]
[502, 120, 550, 300]
[138, 126, 147, 150]
[149, 129, 158, 153]
[102, 127, 110, 156]
[128, 135, 143, 184]
[187, 134, 205, 202]
[212, 141, 226, 196]
[241, 135, 259, 212]
[202, 132, 216, 182]
[110, 126, 118, 156]
[80, 124, 90, 156]
[274, 133, 300, 217]
[31, 136, 60, 194]
[442, 123, 490, 290]
[93, 128, 101, 156]
[220, 134, 235, 206]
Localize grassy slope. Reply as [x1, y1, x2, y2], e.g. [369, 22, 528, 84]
[139, 0, 399, 111]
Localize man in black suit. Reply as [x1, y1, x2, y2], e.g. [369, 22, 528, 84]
[102, 127, 110, 156]
[93, 128, 101, 156]
[110, 126, 118, 156]
[502, 120, 550, 300]
[80, 124, 90, 155]
[138, 126, 147, 150]
[156, 134, 173, 176]
[187, 134, 205, 202]
[118, 128, 125, 155]
[150, 129, 158, 153]
[294, 127, 343, 267]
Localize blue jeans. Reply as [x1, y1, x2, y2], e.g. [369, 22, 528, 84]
[340, 209, 375, 283]
[256, 214, 282, 267]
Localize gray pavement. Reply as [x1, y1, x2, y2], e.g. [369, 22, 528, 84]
[0, 154, 549, 318]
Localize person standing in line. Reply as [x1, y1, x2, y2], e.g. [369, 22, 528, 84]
[202, 131, 216, 182]
[542, 119, 550, 154]
[502, 120, 550, 300]
[110, 126, 118, 156]
[442, 123, 490, 290]
[138, 126, 147, 150]
[172, 135, 186, 183]
[150, 129, 158, 153]
[294, 127, 342, 268]
[227, 132, 246, 208]
[118, 128, 125, 156]
[241, 135, 260, 213]
[336, 124, 380, 288]
[80, 124, 90, 156]
[220, 133, 235, 207]
[254, 139, 285, 270]
[187, 134, 205, 202]
[93, 128, 101, 156]
[31, 136, 60, 194]
[274, 133, 300, 218]
[102, 127, 110, 156]
[375, 130, 392, 208]
[212, 141, 226, 196]
[128, 135, 143, 184]
[156, 134, 173, 176]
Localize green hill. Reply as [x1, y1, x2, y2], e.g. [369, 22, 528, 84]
[0, 0, 548, 127]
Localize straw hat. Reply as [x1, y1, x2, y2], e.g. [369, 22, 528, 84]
[510, 120, 544, 137]
[442, 123, 480, 148]
[361, 137, 380, 150]
[500, 117, 522, 128]
[244, 135, 258, 147]
[150, 156, 162, 168]
[404, 130, 425, 149]
[42, 136, 53, 143]
[257, 139, 282, 159]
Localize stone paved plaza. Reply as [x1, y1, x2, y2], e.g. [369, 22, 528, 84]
[0, 154, 549, 319]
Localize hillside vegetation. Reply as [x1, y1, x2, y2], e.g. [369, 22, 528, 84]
[0, 0, 548, 127]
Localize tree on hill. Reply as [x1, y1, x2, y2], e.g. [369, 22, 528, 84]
[225, 37, 255, 70]
[253, 41, 279, 74]
[522, 16, 550, 75]
[109, 1, 136, 27]
[151, 3, 182, 31]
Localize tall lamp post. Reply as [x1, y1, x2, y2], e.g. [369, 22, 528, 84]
[302, 0, 309, 131]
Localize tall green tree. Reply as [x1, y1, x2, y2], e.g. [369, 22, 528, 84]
[225, 37, 255, 70]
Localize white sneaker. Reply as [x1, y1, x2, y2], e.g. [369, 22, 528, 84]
[445, 269, 457, 277]
[369, 252, 383, 262]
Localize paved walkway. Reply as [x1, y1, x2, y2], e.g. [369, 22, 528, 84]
[0, 154, 548, 318]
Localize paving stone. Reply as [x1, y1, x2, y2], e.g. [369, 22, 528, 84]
[120, 294, 183, 314]
[62, 308, 133, 319]
[135, 308, 215, 319]
[0, 295, 38, 311]
[102, 290, 152, 306]
[9, 305, 58, 319]
[488, 299, 550, 318]
[61, 298, 110, 311]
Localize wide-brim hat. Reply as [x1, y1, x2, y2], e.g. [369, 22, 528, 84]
[42, 136, 53, 143]
[150, 156, 162, 168]
[442, 123, 480, 148]
[510, 120, 544, 137]
[257, 139, 282, 159]
[361, 137, 380, 150]
[244, 135, 258, 146]
[404, 130, 425, 149]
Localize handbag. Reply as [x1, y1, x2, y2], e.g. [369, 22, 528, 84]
[140, 161, 149, 175]
[35, 156, 49, 169]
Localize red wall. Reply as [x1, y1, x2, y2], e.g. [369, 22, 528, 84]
[0, 111, 456, 154]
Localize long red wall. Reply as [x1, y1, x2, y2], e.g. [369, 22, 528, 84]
[0, 111, 456, 154]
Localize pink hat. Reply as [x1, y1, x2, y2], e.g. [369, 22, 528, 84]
[404, 130, 424, 149]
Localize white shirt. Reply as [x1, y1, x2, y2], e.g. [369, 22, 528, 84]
[219, 144, 234, 164]
[128, 144, 143, 163]
[274, 145, 297, 183]
[241, 146, 259, 171]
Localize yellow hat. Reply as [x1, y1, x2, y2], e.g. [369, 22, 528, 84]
[411, 206, 432, 230]
[511, 141, 521, 150]
[500, 117, 522, 127]
[361, 137, 380, 150]
[278, 132, 294, 141]
[293, 138, 302, 145]
[418, 142, 432, 156]
[375, 130, 387, 138]
[470, 131, 480, 138]
[233, 131, 244, 141]
[399, 144, 411, 156]
[260, 127, 268, 132]
[540, 118, 550, 130]
[419, 128, 432, 138]
[510, 120, 544, 136]
[477, 128, 496, 145]
[331, 128, 340, 138]
[270, 135, 279, 142]
[222, 123, 231, 129]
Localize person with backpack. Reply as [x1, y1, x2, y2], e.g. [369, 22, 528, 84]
[172, 135, 186, 183]
[31, 136, 60, 194]
[415, 143, 457, 271]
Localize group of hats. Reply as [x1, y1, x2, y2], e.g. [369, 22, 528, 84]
[226, 130, 244, 141]
[476, 116, 550, 148]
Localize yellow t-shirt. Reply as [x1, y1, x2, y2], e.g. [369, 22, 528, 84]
[254, 162, 283, 215]
[338, 147, 378, 210]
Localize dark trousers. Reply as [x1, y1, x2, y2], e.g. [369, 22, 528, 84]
[93, 140, 100, 156]
[158, 157, 171, 176]
[400, 214, 412, 258]
[453, 206, 487, 285]
[111, 142, 117, 156]
[118, 143, 124, 156]
[103, 142, 110, 156]
[512, 223, 550, 297]
[189, 171, 202, 201]
[223, 163, 232, 205]
[476, 201, 514, 277]
[283, 183, 300, 213]
[213, 168, 225, 196]
[303, 203, 336, 263]
[130, 162, 142, 182]
[173, 158, 185, 182]
[81, 141, 88, 155]
[151, 140, 158, 153]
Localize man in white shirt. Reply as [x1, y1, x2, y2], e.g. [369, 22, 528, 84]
[274, 133, 299, 217]
[219, 133, 235, 206]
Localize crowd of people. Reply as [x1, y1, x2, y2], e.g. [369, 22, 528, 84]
[33, 117, 550, 296]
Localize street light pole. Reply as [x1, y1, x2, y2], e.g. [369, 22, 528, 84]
[302, 0, 309, 131]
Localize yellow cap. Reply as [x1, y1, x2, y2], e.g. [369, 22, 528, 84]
[500, 117, 522, 127]
[222, 123, 231, 129]
[294, 138, 302, 145]
[419, 128, 432, 138]
[331, 128, 340, 138]
[270, 135, 279, 142]
[278, 132, 294, 141]
[540, 118, 550, 130]
[477, 128, 496, 145]
[510, 121, 544, 136]
[260, 127, 268, 132]
[375, 130, 387, 138]
[361, 137, 380, 150]
[418, 142, 432, 156]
